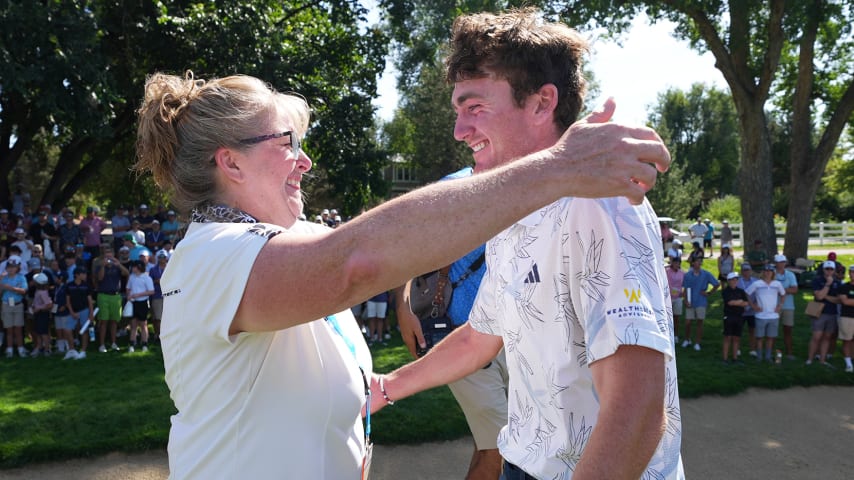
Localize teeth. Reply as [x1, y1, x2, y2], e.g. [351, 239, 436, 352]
[472, 141, 487, 152]
[286, 178, 300, 187]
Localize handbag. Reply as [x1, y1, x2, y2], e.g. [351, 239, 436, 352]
[805, 300, 824, 318]
[122, 300, 134, 318]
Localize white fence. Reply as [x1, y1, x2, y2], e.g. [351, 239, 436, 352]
[675, 222, 853, 248]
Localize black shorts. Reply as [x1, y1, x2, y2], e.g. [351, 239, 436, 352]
[132, 300, 150, 321]
[34, 311, 51, 335]
[703, 239, 712, 248]
[723, 315, 744, 337]
[743, 315, 756, 329]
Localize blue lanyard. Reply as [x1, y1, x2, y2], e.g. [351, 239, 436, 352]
[325, 315, 372, 440]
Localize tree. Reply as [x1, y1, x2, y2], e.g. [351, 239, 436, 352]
[647, 83, 740, 215]
[553, 0, 854, 260]
[1, 1, 390, 217]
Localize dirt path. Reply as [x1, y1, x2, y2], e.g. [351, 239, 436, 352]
[3, 386, 852, 479]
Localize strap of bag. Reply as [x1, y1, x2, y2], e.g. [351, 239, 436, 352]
[430, 266, 451, 318]
[451, 252, 486, 289]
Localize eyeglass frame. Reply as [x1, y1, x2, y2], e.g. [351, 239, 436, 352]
[237, 131, 302, 159]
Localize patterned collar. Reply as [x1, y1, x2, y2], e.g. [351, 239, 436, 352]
[190, 205, 259, 224]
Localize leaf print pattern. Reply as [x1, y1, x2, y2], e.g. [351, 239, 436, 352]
[576, 230, 611, 302]
[621, 234, 658, 285]
[555, 413, 592, 473]
[508, 390, 534, 443]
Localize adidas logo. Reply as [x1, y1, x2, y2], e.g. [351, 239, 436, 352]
[524, 263, 541, 283]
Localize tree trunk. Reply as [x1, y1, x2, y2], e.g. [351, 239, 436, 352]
[736, 105, 777, 258]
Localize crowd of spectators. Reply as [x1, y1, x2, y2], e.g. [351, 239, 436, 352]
[0, 199, 182, 359]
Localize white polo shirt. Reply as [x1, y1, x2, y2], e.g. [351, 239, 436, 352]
[470, 196, 684, 479]
[161, 220, 372, 479]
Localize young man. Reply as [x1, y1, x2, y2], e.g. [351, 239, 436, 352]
[373, 9, 683, 479]
[66, 267, 94, 359]
[721, 272, 748, 364]
[93, 245, 129, 351]
[682, 256, 720, 351]
[745, 265, 785, 363]
[836, 265, 854, 372]
[807, 261, 841, 366]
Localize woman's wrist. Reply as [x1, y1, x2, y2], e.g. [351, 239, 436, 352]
[379, 375, 395, 406]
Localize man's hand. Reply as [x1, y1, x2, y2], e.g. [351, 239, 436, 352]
[553, 98, 671, 205]
[393, 282, 427, 358]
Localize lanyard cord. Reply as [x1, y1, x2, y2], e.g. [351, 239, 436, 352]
[325, 315, 372, 440]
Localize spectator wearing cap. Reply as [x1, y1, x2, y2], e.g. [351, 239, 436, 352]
[745, 264, 786, 362]
[129, 220, 146, 246]
[79, 206, 107, 266]
[666, 238, 683, 260]
[717, 243, 735, 282]
[773, 254, 799, 359]
[160, 210, 181, 243]
[737, 263, 760, 357]
[719, 220, 733, 247]
[138, 249, 153, 271]
[145, 219, 166, 253]
[66, 266, 94, 359]
[111, 206, 132, 251]
[835, 265, 854, 373]
[148, 249, 169, 344]
[682, 255, 720, 351]
[1, 255, 29, 358]
[807, 260, 841, 366]
[122, 233, 148, 262]
[666, 256, 685, 343]
[0, 208, 18, 255]
[126, 260, 155, 353]
[721, 272, 749, 364]
[134, 204, 156, 233]
[93, 244, 129, 352]
[29, 271, 54, 357]
[11, 228, 34, 268]
[58, 211, 82, 254]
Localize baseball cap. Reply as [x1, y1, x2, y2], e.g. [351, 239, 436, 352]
[139, 204, 148, 209]
[152, 219, 160, 224]
[823, 260, 836, 269]
[123, 233, 134, 241]
[828, 252, 837, 261]
[722, 243, 731, 249]
[6, 255, 21, 266]
[14, 227, 24, 234]
[726, 272, 739, 280]
[773, 254, 787, 263]
[167, 210, 176, 216]
[0, 208, 7, 214]
[119, 246, 130, 252]
[741, 263, 752, 270]
[764, 264, 775, 271]
[672, 239, 682, 245]
[33, 273, 48, 285]
[322, 209, 329, 215]
[27, 258, 41, 268]
[722, 220, 729, 224]
[156, 250, 169, 259]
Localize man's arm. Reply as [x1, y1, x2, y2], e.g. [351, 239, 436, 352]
[234, 100, 671, 334]
[370, 323, 503, 412]
[571, 345, 666, 479]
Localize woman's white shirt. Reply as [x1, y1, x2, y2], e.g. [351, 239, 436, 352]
[161, 220, 372, 479]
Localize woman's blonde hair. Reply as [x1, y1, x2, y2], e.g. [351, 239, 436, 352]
[135, 71, 310, 214]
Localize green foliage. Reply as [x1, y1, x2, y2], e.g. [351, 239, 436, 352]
[647, 83, 740, 214]
[702, 195, 742, 224]
[1, 1, 391, 217]
[646, 161, 701, 223]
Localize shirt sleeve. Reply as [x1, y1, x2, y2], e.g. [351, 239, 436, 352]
[566, 198, 674, 364]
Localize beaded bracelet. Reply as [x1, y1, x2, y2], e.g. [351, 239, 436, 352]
[379, 375, 395, 405]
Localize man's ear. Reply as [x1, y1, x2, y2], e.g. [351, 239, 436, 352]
[214, 147, 245, 184]
[531, 84, 559, 124]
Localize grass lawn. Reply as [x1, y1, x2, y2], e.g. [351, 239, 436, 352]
[1, 252, 853, 468]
